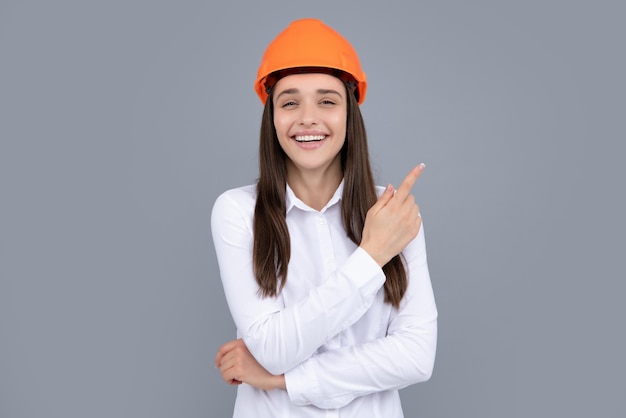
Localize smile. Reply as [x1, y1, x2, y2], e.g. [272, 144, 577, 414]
[294, 135, 326, 142]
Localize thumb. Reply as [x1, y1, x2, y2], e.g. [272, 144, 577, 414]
[370, 184, 394, 213]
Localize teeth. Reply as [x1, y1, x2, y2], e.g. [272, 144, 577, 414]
[294, 135, 325, 142]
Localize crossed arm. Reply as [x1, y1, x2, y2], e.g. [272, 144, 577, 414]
[212, 165, 436, 407]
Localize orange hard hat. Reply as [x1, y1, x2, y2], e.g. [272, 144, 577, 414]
[254, 18, 367, 105]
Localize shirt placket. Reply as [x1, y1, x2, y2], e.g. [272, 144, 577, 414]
[316, 212, 342, 363]
[316, 213, 336, 274]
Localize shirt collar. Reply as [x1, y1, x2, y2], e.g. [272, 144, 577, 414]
[285, 179, 344, 214]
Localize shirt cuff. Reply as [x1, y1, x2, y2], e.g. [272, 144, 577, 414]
[345, 246, 385, 296]
[285, 356, 321, 406]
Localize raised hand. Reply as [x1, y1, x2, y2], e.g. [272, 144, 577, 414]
[215, 339, 286, 390]
[360, 164, 424, 267]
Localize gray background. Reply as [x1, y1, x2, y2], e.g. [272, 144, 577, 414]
[1, 0, 624, 417]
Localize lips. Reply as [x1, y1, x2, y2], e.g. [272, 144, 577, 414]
[293, 134, 326, 142]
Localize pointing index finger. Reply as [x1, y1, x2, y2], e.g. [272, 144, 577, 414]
[394, 164, 425, 201]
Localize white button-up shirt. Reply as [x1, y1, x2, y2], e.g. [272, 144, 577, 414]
[211, 181, 437, 417]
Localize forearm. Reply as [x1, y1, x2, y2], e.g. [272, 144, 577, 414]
[285, 315, 437, 409]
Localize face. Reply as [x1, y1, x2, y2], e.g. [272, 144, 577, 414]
[272, 73, 347, 181]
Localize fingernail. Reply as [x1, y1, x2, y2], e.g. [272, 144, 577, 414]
[419, 163, 426, 168]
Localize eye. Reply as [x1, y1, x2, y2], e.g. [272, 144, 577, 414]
[320, 99, 336, 106]
[281, 100, 297, 108]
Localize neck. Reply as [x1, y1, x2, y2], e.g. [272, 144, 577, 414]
[286, 161, 343, 211]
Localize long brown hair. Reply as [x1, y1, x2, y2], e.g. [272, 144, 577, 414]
[253, 80, 407, 308]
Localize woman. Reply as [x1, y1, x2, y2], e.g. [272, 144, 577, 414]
[211, 18, 437, 417]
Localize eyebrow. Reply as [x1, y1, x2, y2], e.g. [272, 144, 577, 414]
[275, 88, 344, 100]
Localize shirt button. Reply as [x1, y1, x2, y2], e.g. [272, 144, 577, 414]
[318, 217, 326, 225]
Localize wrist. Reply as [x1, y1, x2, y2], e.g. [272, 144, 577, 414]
[359, 244, 388, 268]
[274, 374, 286, 390]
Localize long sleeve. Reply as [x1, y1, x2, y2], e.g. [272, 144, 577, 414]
[284, 223, 438, 409]
[211, 187, 386, 375]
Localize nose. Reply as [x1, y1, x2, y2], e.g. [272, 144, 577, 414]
[297, 102, 318, 126]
